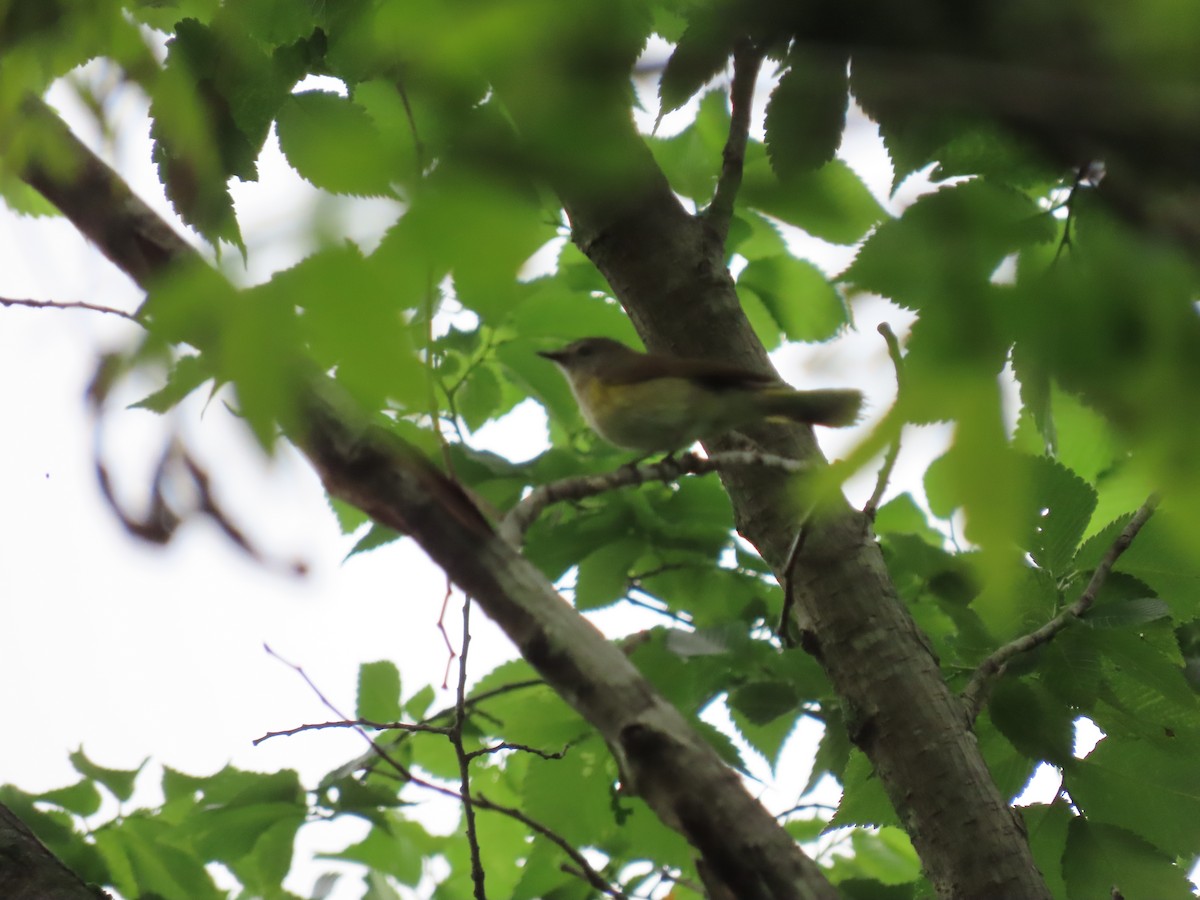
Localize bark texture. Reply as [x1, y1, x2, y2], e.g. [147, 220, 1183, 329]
[0, 803, 108, 900]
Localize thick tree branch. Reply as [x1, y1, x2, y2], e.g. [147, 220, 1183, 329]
[16, 97, 838, 900]
[544, 79, 1053, 899]
[962, 494, 1161, 719]
[0, 803, 111, 900]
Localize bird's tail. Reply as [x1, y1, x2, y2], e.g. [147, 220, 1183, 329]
[761, 388, 864, 428]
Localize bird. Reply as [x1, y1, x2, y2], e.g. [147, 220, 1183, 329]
[538, 337, 862, 452]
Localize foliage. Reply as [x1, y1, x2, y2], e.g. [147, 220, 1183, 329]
[4, 0, 1200, 898]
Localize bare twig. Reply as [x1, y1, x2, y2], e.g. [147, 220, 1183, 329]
[703, 39, 764, 244]
[778, 525, 809, 647]
[864, 323, 905, 519]
[1051, 163, 1093, 265]
[472, 794, 629, 900]
[452, 598, 488, 900]
[438, 578, 458, 689]
[466, 742, 568, 762]
[265, 645, 619, 900]
[961, 494, 1161, 720]
[500, 450, 809, 546]
[1, 295, 139, 321]
[253, 718, 451, 745]
[265, 645, 354, 721]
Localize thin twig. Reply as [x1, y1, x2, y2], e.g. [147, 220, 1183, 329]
[961, 494, 1161, 720]
[472, 794, 629, 900]
[864, 323, 905, 519]
[777, 526, 809, 647]
[453, 597, 488, 900]
[266, 645, 622, 897]
[1051, 163, 1091, 265]
[703, 39, 764, 244]
[500, 450, 809, 546]
[264, 644, 428, 787]
[253, 718, 451, 745]
[1, 295, 140, 321]
[438, 578, 458, 689]
[465, 742, 568, 762]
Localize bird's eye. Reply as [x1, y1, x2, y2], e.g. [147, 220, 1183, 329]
[575, 343, 593, 357]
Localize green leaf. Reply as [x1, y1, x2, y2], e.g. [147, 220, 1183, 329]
[970, 565, 1058, 645]
[728, 681, 800, 726]
[648, 89, 728, 201]
[1022, 455, 1097, 575]
[1021, 802, 1072, 900]
[99, 814, 225, 900]
[357, 661, 403, 723]
[845, 179, 1053, 311]
[804, 708, 851, 794]
[276, 90, 398, 196]
[1068, 736, 1200, 858]
[347, 523, 402, 558]
[873, 493, 945, 545]
[150, 15, 302, 246]
[737, 255, 849, 343]
[659, 18, 734, 117]
[988, 678, 1075, 766]
[522, 740, 615, 846]
[456, 362, 504, 432]
[575, 539, 639, 610]
[132, 354, 212, 413]
[1063, 819, 1194, 900]
[742, 151, 886, 245]
[1113, 509, 1200, 620]
[37, 780, 102, 817]
[830, 750, 900, 829]
[323, 818, 432, 886]
[846, 827, 922, 885]
[69, 749, 143, 803]
[1081, 596, 1170, 630]
[728, 684, 802, 770]
[765, 47, 849, 178]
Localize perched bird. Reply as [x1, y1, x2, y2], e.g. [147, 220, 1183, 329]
[538, 337, 862, 452]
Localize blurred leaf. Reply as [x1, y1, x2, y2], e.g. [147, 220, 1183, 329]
[276, 90, 398, 196]
[742, 150, 886, 245]
[575, 539, 639, 610]
[37, 780, 102, 817]
[357, 661, 403, 723]
[69, 749, 143, 803]
[1063, 819, 1194, 900]
[737, 255, 849, 343]
[988, 678, 1074, 767]
[765, 46, 849, 178]
[659, 18, 734, 118]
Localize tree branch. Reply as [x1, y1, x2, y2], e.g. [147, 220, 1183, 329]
[863, 323, 906, 519]
[548, 71, 1054, 898]
[961, 494, 1160, 719]
[500, 449, 809, 546]
[0, 295, 139, 321]
[17, 95, 839, 900]
[0, 803, 113, 900]
[453, 597, 488, 900]
[702, 39, 763, 244]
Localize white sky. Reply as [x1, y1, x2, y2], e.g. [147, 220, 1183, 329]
[0, 54, 1107, 898]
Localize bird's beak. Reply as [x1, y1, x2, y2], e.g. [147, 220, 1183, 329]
[537, 348, 567, 363]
